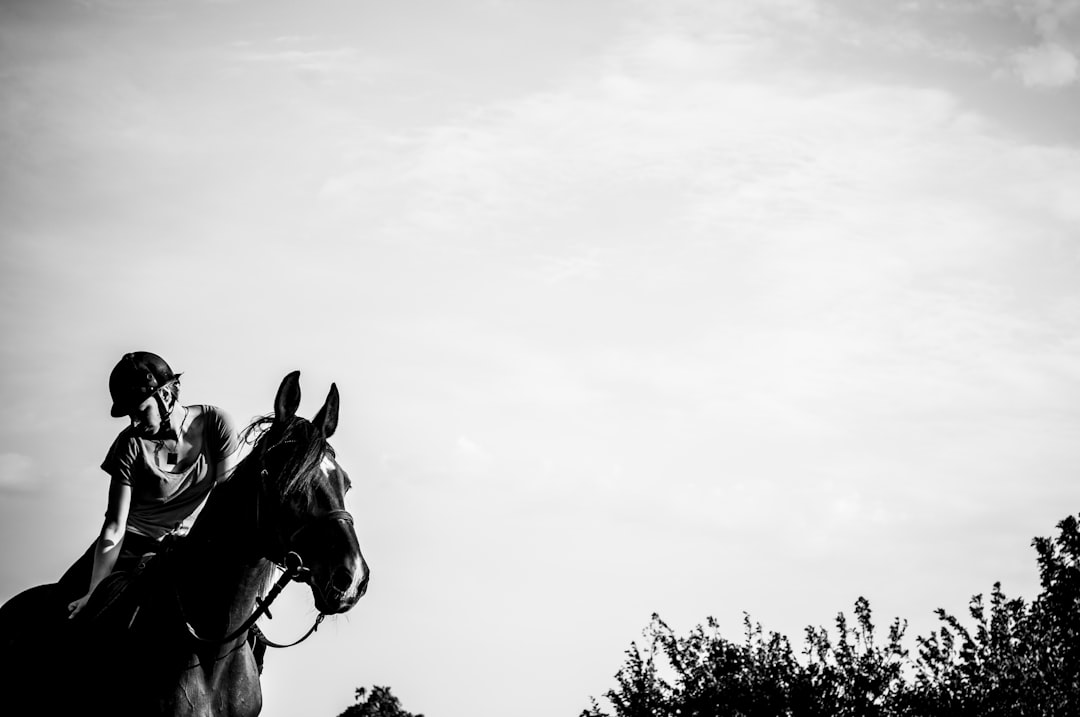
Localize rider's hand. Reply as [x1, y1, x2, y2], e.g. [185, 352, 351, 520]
[67, 593, 90, 620]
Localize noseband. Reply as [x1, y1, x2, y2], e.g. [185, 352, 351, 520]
[283, 507, 354, 572]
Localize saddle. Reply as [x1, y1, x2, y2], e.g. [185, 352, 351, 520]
[79, 551, 162, 635]
[78, 549, 269, 674]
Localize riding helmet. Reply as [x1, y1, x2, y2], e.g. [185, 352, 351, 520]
[108, 351, 181, 417]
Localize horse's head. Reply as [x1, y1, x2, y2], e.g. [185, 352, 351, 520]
[251, 371, 369, 615]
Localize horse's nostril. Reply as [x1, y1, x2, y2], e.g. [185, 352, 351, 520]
[331, 567, 355, 593]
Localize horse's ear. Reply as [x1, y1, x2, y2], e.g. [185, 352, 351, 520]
[312, 383, 339, 438]
[275, 371, 302, 421]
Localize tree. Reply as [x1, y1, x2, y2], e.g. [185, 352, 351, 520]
[338, 685, 425, 717]
[908, 514, 1080, 716]
[585, 513, 1080, 717]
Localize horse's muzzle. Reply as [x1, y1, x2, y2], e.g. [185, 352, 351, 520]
[313, 554, 369, 614]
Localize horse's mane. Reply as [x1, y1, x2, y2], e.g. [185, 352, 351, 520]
[239, 413, 335, 498]
[209, 413, 335, 596]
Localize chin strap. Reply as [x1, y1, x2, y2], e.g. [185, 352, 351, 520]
[152, 383, 184, 440]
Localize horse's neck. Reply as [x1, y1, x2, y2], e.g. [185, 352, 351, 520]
[178, 471, 268, 632]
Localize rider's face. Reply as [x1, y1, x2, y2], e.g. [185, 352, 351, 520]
[129, 392, 167, 437]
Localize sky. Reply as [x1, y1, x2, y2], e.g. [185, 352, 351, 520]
[2, 0, 1080, 715]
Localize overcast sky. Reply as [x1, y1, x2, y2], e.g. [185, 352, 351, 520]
[3, 1, 1080, 716]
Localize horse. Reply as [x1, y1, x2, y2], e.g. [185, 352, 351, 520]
[0, 370, 370, 716]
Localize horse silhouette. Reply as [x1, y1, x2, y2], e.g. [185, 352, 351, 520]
[0, 370, 370, 716]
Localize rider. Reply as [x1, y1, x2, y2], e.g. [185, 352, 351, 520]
[62, 351, 242, 619]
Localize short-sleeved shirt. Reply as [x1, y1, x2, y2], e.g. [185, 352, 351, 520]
[100, 404, 240, 540]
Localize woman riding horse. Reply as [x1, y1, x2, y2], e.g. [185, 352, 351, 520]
[62, 351, 242, 619]
[0, 363, 369, 716]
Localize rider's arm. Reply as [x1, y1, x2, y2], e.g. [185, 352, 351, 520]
[214, 446, 241, 484]
[208, 406, 242, 484]
[88, 477, 132, 592]
[69, 477, 131, 618]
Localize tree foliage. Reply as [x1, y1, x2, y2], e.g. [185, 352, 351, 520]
[338, 685, 424, 717]
[584, 514, 1080, 717]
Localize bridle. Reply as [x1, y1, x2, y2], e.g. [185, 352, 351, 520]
[179, 432, 354, 650]
[181, 550, 319, 649]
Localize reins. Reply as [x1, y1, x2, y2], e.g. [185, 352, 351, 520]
[179, 551, 324, 649]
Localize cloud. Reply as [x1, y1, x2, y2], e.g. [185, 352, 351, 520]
[530, 248, 607, 284]
[0, 453, 42, 492]
[1008, 0, 1080, 38]
[236, 47, 360, 67]
[456, 435, 491, 462]
[997, 0, 1080, 86]
[1011, 41, 1080, 85]
[312, 3, 1080, 549]
[230, 45, 378, 87]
